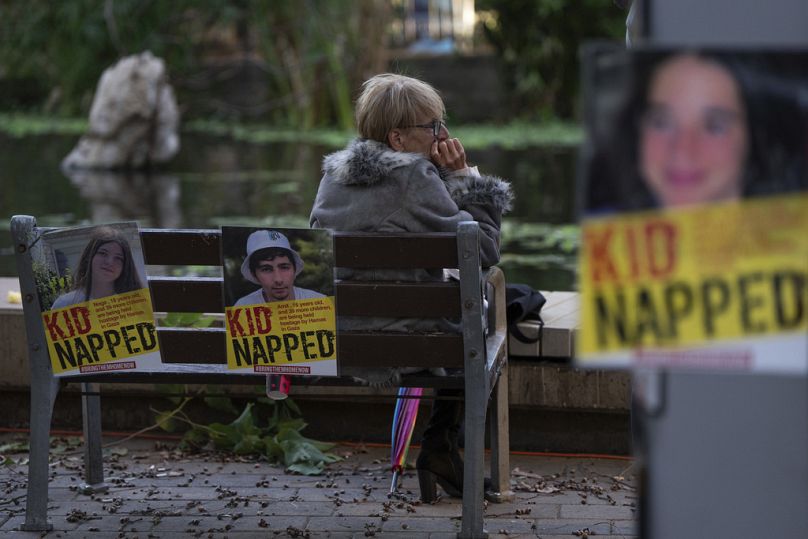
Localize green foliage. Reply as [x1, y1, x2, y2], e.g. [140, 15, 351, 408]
[0, 112, 581, 149]
[33, 261, 72, 311]
[152, 390, 341, 475]
[184, 119, 356, 147]
[452, 122, 582, 149]
[0, 1, 390, 125]
[0, 114, 88, 137]
[0, 440, 30, 455]
[157, 384, 189, 406]
[498, 220, 580, 290]
[0, 0, 205, 115]
[501, 221, 580, 254]
[186, 118, 583, 149]
[477, 0, 624, 119]
[158, 312, 217, 328]
[292, 230, 335, 296]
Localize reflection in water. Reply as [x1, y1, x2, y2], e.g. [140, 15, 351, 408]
[64, 170, 182, 229]
[1, 134, 579, 290]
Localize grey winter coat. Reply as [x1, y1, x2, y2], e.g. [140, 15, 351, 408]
[309, 138, 513, 384]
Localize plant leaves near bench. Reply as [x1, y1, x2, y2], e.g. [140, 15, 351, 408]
[287, 461, 326, 476]
[277, 429, 340, 461]
[206, 422, 241, 450]
[268, 416, 307, 434]
[155, 410, 178, 432]
[157, 383, 189, 405]
[230, 403, 260, 435]
[49, 439, 83, 456]
[257, 395, 302, 423]
[204, 403, 262, 450]
[275, 428, 341, 475]
[0, 441, 30, 454]
[203, 396, 239, 415]
[109, 447, 129, 457]
[165, 397, 341, 474]
[180, 426, 209, 450]
[159, 312, 217, 328]
[233, 434, 264, 455]
[263, 436, 285, 461]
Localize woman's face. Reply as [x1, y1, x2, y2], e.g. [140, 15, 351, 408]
[398, 113, 449, 158]
[91, 241, 124, 285]
[639, 55, 748, 207]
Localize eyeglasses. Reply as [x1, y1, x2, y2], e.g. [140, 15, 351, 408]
[402, 119, 447, 138]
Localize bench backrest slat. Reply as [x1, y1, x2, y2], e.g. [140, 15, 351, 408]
[148, 277, 223, 312]
[157, 327, 463, 368]
[333, 282, 460, 318]
[148, 277, 460, 318]
[140, 229, 460, 269]
[332, 234, 458, 268]
[141, 229, 221, 266]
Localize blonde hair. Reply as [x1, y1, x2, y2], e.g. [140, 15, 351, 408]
[355, 73, 446, 142]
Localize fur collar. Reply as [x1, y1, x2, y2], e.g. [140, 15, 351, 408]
[322, 138, 427, 186]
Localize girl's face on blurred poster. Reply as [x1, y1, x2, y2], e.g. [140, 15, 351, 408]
[639, 55, 749, 207]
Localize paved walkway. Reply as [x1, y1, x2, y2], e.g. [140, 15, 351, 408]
[0, 434, 637, 538]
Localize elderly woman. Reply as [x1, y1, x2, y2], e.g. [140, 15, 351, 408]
[310, 73, 512, 502]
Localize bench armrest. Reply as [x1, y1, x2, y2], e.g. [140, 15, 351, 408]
[483, 266, 508, 387]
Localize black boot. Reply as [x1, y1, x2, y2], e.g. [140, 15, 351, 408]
[416, 389, 464, 502]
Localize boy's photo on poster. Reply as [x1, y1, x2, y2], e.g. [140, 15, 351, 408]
[220, 226, 337, 376]
[222, 227, 334, 307]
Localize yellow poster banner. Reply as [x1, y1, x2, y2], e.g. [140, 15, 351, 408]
[225, 296, 337, 374]
[578, 193, 808, 372]
[43, 288, 160, 375]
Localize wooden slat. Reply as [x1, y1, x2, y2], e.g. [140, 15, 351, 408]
[335, 281, 460, 318]
[156, 327, 463, 368]
[333, 233, 458, 268]
[141, 230, 459, 269]
[141, 229, 221, 266]
[337, 333, 463, 368]
[148, 278, 460, 318]
[156, 327, 224, 363]
[149, 277, 223, 312]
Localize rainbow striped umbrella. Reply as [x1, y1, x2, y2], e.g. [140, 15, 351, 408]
[389, 386, 423, 493]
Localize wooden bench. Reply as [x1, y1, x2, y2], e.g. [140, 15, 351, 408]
[12, 214, 511, 539]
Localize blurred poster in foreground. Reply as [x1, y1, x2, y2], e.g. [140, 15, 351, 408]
[576, 47, 808, 374]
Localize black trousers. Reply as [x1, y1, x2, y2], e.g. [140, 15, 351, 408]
[420, 388, 463, 453]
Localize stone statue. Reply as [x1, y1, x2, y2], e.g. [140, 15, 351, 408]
[62, 51, 179, 170]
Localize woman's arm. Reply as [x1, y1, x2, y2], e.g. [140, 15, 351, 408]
[402, 161, 513, 266]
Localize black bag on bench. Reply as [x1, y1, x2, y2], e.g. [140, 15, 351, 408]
[505, 283, 546, 344]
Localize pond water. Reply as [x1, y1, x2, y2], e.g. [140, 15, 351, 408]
[0, 133, 579, 291]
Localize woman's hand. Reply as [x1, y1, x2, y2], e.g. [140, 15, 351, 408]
[431, 138, 468, 171]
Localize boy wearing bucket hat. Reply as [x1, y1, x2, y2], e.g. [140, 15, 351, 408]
[235, 229, 324, 306]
